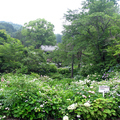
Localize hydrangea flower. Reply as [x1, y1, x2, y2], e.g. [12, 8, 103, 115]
[84, 102, 90, 107]
[63, 115, 69, 120]
[82, 95, 87, 98]
[40, 104, 44, 107]
[88, 90, 95, 94]
[67, 103, 77, 110]
[77, 115, 81, 118]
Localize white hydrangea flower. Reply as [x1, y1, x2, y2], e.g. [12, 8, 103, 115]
[63, 115, 69, 120]
[79, 80, 84, 84]
[67, 103, 77, 110]
[84, 102, 90, 107]
[90, 86, 93, 88]
[2, 116, 6, 118]
[77, 115, 81, 118]
[40, 104, 44, 107]
[67, 99, 71, 101]
[88, 90, 95, 94]
[0, 89, 3, 91]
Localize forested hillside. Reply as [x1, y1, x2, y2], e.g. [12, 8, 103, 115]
[0, 21, 22, 30]
[0, 21, 22, 38]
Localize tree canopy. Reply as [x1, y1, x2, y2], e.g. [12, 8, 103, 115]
[51, 0, 120, 77]
[22, 18, 56, 49]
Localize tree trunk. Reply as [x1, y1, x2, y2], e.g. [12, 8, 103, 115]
[77, 51, 82, 69]
[78, 63, 81, 69]
[71, 54, 74, 78]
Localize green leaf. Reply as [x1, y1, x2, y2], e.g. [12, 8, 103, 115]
[103, 109, 111, 114]
[103, 114, 107, 118]
[52, 106, 56, 110]
[87, 114, 90, 118]
[90, 111, 94, 116]
[112, 112, 116, 116]
[97, 111, 102, 116]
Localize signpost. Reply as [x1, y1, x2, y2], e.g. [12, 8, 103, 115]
[99, 86, 110, 97]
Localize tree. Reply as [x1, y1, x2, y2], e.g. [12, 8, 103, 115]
[55, 23, 87, 78]
[0, 33, 25, 72]
[22, 18, 56, 49]
[15, 28, 27, 45]
[55, 34, 62, 43]
[61, 0, 120, 76]
[83, 0, 119, 15]
[0, 30, 7, 45]
[0, 31, 47, 73]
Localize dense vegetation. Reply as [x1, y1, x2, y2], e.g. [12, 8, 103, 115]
[49, 0, 120, 78]
[0, 21, 62, 45]
[0, 0, 120, 120]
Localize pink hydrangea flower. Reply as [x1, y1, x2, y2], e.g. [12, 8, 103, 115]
[1, 78, 4, 82]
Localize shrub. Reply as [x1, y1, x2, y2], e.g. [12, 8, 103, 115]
[1, 73, 120, 120]
[0, 74, 67, 120]
[58, 67, 70, 74]
[74, 75, 84, 80]
[48, 72, 63, 80]
[47, 63, 57, 73]
[67, 98, 120, 120]
[87, 73, 102, 81]
[79, 63, 104, 77]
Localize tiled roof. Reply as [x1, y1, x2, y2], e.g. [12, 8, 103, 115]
[41, 45, 57, 51]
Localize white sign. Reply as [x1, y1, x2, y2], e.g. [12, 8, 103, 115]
[99, 86, 110, 97]
[99, 86, 110, 93]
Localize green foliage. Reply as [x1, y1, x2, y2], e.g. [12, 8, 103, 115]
[87, 73, 103, 81]
[0, 21, 22, 38]
[1, 73, 120, 119]
[0, 22, 16, 37]
[57, 67, 71, 78]
[60, 0, 120, 77]
[35, 63, 58, 75]
[78, 64, 100, 77]
[0, 31, 50, 74]
[48, 72, 63, 80]
[0, 72, 120, 119]
[14, 28, 27, 46]
[22, 18, 56, 49]
[86, 0, 118, 15]
[20, 48, 46, 74]
[0, 21, 22, 30]
[74, 74, 85, 81]
[55, 34, 62, 43]
[0, 74, 69, 119]
[0, 34, 25, 73]
[68, 98, 120, 120]
[1, 0, 120, 119]
[47, 63, 57, 73]
[58, 67, 71, 74]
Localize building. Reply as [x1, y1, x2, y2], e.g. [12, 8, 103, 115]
[41, 45, 58, 52]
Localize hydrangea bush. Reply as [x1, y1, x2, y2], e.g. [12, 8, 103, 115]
[0, 72, 120, 120]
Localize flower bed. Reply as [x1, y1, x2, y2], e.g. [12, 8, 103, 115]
[0, 72, 120, 120]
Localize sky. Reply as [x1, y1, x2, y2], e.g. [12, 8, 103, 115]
[0, 0, 83, 34]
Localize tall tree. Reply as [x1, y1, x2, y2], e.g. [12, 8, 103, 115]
[22, 18, 56, 49]
[84, 0, 119, 15]
[61, 0, 120, 76]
